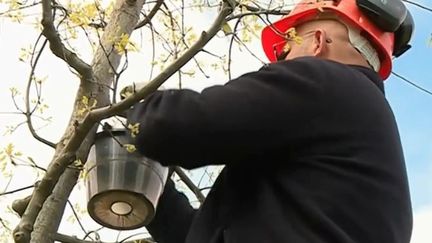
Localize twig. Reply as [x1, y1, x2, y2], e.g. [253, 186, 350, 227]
[66, 200, 90, 240]
[0, 1, 42, 15]
[52, 233, 95, 243]
[148, 23, 156, 81]
[24, 36, 56, 148]
[92, 0, 236, 117]
[53, 232, 153, 243]
[233, 34, 265, 64]
[226, 9, 288, 21]
[0, 217, 11, 231]
[13, 163, 47, 172]
[119, 232, 153, 243]
[3, 121, 27, 135]
[135, 0, 163, 29]
[11, 155, 47, 172]
[82, 227, 103, 241]
[112, 51, 129, 104]
[0, 185, 35, 197]
[237, 2, 287, 15]
[227, 17, 242, 80]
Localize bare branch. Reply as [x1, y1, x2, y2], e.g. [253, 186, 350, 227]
[12, 152, 76, 243]
[111, 52, 130, 104]
[226, 9, 289, 22]
[66, 200, 90, 238]
[12, 163, 47, 172]
[135, 0, 163, 29]
[53, 232, 153, 243]
[0, 1, 42, 16]
[31, 125, 99, 243]
[24, 36, 56, 148]
[174, 167, 206, 203]
[119, 232, 153, 242]
[227, 17, 242, 80]
[14, 0, 146, 240]
[13, 1, 234, 242]
[41, 0, 93, 80]
[148, 23, 156, 80]
[0, 217, 12, 232]
[237, 2, 288, 16]
[92, 0, 236, 118]
[52, 233, 92, 243]
[0, 185, 35, 197]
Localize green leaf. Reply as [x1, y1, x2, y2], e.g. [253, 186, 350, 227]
[222, 22, 232, 35]
[124, 144, 137, 153]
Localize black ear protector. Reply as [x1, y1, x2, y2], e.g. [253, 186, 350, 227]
[356, 0, 414, 57]
[393, 10, 414, 57]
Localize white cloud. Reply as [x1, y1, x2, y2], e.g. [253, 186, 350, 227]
[411, 206, 432, 243]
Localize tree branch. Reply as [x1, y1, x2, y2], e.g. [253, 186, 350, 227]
[30, 167, 81, 242]
[91, 0, 236, 118]
[40, 0, 93, 80]
[237, 2, 288, 16]
[0, 185, 35, 197]
[13, 1, 235, 242]
[52, 233, 153, 243]
[14, 0, 147, 241]
[174, 167, 206, 203]
[135, 0, 163, 29]
[24, 36, 56, 148]
[66, 200, 89, 238]
[12, 196, 32, 218]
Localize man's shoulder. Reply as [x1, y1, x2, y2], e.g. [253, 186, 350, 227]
[262, 57, 347, 75]
[258, 57, 351, 83]
[271, 56, 355, 71]
[266, 57, 382, 88]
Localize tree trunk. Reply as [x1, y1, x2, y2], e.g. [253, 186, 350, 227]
[20, 0, 146, 242]
[30, 168, 80, 243]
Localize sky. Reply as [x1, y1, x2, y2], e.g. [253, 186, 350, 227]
[378, 2, 432, 242]
[386, 1, 432, 211]
[0, 0, 431, 242]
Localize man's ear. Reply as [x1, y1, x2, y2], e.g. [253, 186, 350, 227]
[312, 29, 328, 57]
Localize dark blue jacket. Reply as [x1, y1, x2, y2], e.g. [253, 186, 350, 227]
[127, 57, 412, 243]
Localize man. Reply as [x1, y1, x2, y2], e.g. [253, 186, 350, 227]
[126, 0, 414, 242]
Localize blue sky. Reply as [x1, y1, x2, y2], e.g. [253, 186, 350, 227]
[385, 2, 432, 210]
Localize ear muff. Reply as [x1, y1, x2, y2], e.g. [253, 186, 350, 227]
[393, 10, 414, 57]
[356, 0, 407, 32]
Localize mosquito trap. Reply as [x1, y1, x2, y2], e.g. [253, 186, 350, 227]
[85, 117, 168, 230]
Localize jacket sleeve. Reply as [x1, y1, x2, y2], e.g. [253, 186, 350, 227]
[126, 58, 324, 169]
[145, 179, 197, 243]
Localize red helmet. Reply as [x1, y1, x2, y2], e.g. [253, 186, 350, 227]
[261, 0, 413, 80]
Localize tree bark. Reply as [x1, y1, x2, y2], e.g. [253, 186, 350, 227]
[30, 168, 80, 243]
